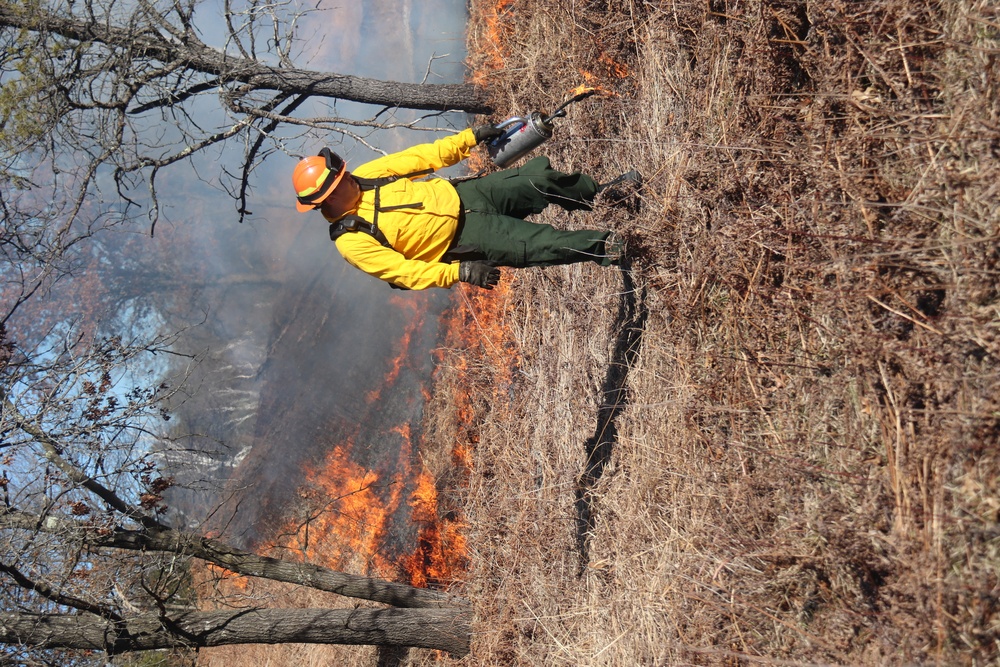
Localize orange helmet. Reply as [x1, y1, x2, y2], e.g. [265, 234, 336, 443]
[292, 148, 347, 212]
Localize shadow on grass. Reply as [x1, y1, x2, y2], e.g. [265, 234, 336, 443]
[574, 261, 648, 573]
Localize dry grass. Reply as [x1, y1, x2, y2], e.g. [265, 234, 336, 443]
[416, 0, 1000, 664]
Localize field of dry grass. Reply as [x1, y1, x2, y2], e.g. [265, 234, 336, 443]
[418, 0, 1000, 664]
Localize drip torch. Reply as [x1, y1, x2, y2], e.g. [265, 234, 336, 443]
[486, 87, 599, 168]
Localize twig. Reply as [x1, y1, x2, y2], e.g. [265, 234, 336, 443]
[867, 295, 944, 335]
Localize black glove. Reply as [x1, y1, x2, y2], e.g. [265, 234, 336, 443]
[459, 261, 500, 290]
[472, 124, 505, 144]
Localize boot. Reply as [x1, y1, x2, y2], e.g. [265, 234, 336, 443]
[597, 170, 644, 193]
[597, 171, 644, 210]
[602, 231, 627, 266]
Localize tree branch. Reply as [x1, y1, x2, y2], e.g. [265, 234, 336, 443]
[235, 92, 308, 223]
[0, 560, 124, 622]
[127, 78, 222, 115]
[0, 2, 492, 113]
[0, 607, 472, 656]
[1, 399, 166, 530]
[0, 509, 464, 609]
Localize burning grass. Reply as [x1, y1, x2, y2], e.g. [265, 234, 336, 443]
[193, 241, 518, 667]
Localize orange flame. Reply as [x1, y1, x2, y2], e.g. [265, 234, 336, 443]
[577, 73, 622, 98]
[259, 290, 503, 590]
[269, 428, 471, 588]
[398, 470, 468, 588]
[599, 52, 631, 79]
[471, 0, 518, 84]
[568, 84, 598, 98]
[205, 563, 251, 591]
[213, 278, 518, 601]
[277, 443, 399, 576]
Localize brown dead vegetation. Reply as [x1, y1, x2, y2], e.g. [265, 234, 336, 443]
[420, 0, 1000, 664]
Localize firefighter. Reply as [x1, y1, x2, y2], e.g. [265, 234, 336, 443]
[291, 125, 640, 291]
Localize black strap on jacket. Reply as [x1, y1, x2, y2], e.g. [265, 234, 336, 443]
[352, 169, 434, 191]
[329, 215, 392, 247]
[328, 168, 437, 290]
[327, 168, 434, 247]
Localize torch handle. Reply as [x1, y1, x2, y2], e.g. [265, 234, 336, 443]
[489, 116, 530, 146]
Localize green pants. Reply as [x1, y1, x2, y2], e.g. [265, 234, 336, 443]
[452, 157, 613, 268]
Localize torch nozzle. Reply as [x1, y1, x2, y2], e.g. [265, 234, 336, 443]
[542, 87, 600, 124]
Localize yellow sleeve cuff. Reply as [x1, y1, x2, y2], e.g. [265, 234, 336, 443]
[444, 262, 461, 288]
[457, 127, 478, 148]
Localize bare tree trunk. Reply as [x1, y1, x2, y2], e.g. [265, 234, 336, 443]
[1, 511, 460, 609]
[0, 2, 493, 114]
[118, 528, 464, 609]
[0, 608, 471, 657]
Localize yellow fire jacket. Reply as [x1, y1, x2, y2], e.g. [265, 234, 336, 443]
[325, 128, 477, 290]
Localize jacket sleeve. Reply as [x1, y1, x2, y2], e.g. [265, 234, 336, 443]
[335, 233, 461, 290]
[355, 128, 477, 178]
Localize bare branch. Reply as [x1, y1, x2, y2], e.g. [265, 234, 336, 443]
[235, 93, 308, 223]
[1, 398, 165, 530]
[127, 78, 221, 115]
[0, 560, 123, 622]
